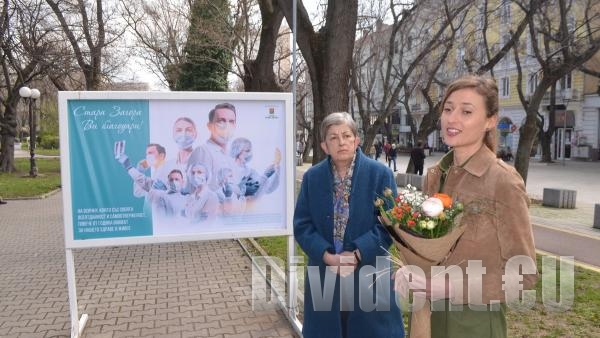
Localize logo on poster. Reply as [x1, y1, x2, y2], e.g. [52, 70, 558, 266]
[265, 107, 279, 119]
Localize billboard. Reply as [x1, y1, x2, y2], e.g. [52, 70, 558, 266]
[59, 91, 294, 248]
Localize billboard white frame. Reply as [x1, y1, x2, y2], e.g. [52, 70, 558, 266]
[59, 91, 294, 248]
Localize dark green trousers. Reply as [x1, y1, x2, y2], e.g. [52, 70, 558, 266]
[429, 300, 507, 338]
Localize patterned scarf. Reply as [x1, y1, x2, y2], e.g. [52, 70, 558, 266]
[331, 155, 356, 254]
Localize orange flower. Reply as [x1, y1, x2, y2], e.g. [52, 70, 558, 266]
[433, 193, 453, 208]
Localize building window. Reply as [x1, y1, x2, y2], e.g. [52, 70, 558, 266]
[528, 72, 538, 95]
[567, 15, 576, 33]
[501, 0, 511, 24]
[501, 77, 510, 98]
[527, 36, 534, 55]
[501, 34, 512, 65]
[563, 73, 572, 90]
[456, 47, 465, 68]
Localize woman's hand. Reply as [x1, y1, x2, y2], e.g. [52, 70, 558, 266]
[323, 251, 359, 277]
[394, 266, 453, 301]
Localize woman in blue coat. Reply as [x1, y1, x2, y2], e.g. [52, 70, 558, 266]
[294, 112, 404, 338]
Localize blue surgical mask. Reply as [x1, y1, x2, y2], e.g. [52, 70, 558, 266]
[244, 152, 253, 163]
[193, 174, 207, 186]
[174, 132, 195, 149]
[213, 124, 235, 145]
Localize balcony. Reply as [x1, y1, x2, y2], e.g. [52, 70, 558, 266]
[541, 89, 580, 102]
[410, 103, 421, 111]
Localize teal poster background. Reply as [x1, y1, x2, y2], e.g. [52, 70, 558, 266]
[68, 100, 152, 239]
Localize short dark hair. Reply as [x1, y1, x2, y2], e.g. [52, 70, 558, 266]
[173, 117, 196, 130]
[147, 143, 166, 156]
[208, 103, 236, 122]
[168, 169, 183, 180]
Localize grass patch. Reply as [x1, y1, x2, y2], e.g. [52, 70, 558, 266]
[35, 148, 60, 156]
[0, 158, 61, 198]
[254, 236, 306, 266]
[507, 256, 600, 337]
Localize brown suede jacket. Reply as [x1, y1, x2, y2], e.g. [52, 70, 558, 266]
[423, 145, 538, 305]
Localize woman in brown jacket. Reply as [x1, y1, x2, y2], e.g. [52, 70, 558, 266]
[395, 75, 538, 337]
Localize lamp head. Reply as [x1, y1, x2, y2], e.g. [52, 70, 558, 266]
[30, 89, 40, 99]
[19, 86, 32, 98]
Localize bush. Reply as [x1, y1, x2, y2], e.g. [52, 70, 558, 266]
[39, 134, 60, 149]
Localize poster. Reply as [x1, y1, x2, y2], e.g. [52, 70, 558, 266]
[59, 92, 294, 248]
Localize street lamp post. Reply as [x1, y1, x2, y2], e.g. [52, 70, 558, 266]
[19, 86, 41, 177]
[560, 89, 572, 167]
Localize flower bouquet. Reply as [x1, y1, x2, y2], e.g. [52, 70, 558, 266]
[375, 185, 465, 272]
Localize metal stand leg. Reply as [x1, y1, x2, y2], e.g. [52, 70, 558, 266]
[65, 249, 88, 338]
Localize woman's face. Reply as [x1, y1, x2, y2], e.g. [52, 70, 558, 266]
[238, 146, 252, 163]
[441, 88, 496, 157]
[320, 123, 360, 165]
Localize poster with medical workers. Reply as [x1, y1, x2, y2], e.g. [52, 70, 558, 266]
[59, 92, 293, 248]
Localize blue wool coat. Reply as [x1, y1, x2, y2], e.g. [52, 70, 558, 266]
[294, 149, 405, 338]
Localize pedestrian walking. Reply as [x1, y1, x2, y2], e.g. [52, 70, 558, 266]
[383, 141, 392, 163]
[374, 141, 382, 160]
[387, 143, 397, 171]
[368, 144, 376, 158]
[409, 141, 426, 175]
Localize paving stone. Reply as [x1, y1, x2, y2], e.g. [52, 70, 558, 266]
[0, 193, 298, 337]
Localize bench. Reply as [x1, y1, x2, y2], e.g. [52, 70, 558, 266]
[395, 173, 424, 191]
[542, 188, 577, 209]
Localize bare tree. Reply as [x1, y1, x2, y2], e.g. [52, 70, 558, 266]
[0, 0, 55, 172]
[119, 0, 190, 89]
[46, 0, 124, 90]
[240, 0, 286, 92]
[512, 0, 600, 183]
[350, 0, 472, 165]
[275, 0, 359, 163]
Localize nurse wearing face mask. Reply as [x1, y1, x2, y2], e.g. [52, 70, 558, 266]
[184, 163, 219, 223]
[187, 103, 238, 191]
[229, 137, 281, 204]
[172, 117, 197, 166]
[215, 167, 246, 215]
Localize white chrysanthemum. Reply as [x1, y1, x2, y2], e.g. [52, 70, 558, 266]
[421, 197, 444, 217]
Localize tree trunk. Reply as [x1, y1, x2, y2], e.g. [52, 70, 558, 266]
[540, 131, 553, 162]
[0, 95, 21, 173]
[242, 1, 284, 92]
[278, 0, 358, 164]
[540, 85, 558, 162]
[0, 135, 17, 173]
[514, 107, 539, 184]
